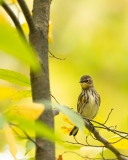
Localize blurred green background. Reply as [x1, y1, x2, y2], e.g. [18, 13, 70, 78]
[0, 0, 128, 159]
[49, 0, 128, 158]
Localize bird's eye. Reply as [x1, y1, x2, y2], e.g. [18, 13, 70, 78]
[85, 79, 89, 83]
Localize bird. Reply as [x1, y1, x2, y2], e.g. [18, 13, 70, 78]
[69, 75, 100, 136]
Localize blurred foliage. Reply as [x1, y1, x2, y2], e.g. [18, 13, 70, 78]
[0, 14, 40, 71]
[0, 0, 128, 159]
[0, 69, 30, 87]
[49, 0, 128, 159]
[12, 90, 31, 101]
[3, 123, 17, 160]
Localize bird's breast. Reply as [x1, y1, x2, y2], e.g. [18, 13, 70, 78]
[81, 90, 99, 119]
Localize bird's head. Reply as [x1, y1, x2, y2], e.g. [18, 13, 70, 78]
[80, 75, 93, 89]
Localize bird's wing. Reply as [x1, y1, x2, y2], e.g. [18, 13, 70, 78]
[77, 91, 86, 115]
[94, 89, 101, 106]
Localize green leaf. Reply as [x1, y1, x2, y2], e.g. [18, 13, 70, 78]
[25, 140, 35, 155]
[13, 90, 31, 101]
[38, 101, 85, 133]
[0, 21, 40, 71]
[54, 104, 84, 133]
[0, 69, 30, 86]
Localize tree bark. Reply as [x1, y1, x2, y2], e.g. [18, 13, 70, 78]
[29, 0, 55, 160]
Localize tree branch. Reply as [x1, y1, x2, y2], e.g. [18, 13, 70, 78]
[53, 108, 59, 116]
[84, 119, 128, 160]
[17, 0, 36, 33]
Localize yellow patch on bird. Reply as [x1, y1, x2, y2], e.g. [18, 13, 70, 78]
[82, 96, 85, 103]
[81, 82, 88, 88]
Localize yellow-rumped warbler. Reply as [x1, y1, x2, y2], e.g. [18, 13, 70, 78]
[69, 75, 100, 136]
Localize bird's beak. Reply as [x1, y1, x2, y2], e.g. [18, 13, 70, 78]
[79, 80, 84, 83]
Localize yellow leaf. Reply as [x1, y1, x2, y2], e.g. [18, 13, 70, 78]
[61, 126, 73, 134]
[3, 123, 17, 160]
[22, 22, 29, 35]
[63, 115, 74, 126]
[0, 86, 16, 100]
[108, 135, 128, 149]
[10, 102, 45, 120]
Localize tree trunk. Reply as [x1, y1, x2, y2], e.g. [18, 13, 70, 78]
[29, 0, 55, 160]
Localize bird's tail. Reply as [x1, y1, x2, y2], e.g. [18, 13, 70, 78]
[69, 126, 79, 136]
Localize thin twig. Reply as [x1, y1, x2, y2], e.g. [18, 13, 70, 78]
[86, 135, 90, 145]
[113, 129, 128, 135]
[108, 125, 117, 130]
[9, 123, 38, 147]
[89, 131, 97, 140]
[62, 151, 85, 158]
[94, 125, 128, 140]
[1, 1, 26, 39]
[101, 147, 105, 160]
[65, 138, 103, 147]
[50, 94, 60, 105]
[109, 134, 128, 145]
[10, 125, 27, 139]
[49, 50, 66, 60]
[104, 108, 114, 125]
[74, 121, 128, 151]
[62, 151, 118, 160]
